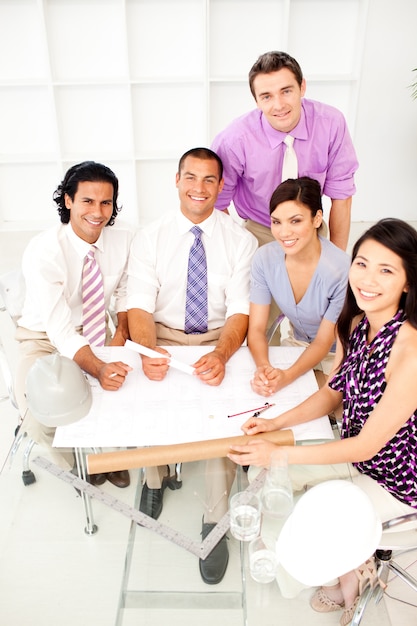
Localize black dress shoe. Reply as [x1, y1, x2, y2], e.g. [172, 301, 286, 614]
[139, 483, 162, 519]
[139, 468, 182, 519]
[106, 470, 130, 488]
[199, 522, 229, 585]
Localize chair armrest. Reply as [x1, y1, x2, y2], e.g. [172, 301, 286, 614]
[382, 512, 417, 532]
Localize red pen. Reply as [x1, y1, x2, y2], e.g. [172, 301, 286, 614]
[227, 402, 275, 418]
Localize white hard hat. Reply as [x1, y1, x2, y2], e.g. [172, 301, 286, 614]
[26, 353, 92, 427]
[276, 480, 382, 586]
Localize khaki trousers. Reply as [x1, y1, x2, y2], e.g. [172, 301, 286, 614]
[146, 324, 237, 523]
[14, 327, 76, 470]
[14, 323, 112, 470]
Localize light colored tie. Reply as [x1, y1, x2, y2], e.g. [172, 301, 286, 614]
[185, 226, 208, 334]
[82, 246, 106, 347]
[282, 135, 298, 181]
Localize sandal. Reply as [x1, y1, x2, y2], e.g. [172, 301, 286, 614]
[355, 557, 378, 593]
[340, 596, 359, 626]
[338, 558, 378, 626]
[310, 587, 344, 612]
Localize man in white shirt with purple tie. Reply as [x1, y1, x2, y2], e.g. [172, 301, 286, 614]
[15, 161, 133, 488]
[127, 147, 258, 584]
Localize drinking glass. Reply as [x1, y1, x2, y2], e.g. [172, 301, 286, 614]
[249, 536, 278, 583]
[229, 491, 261, 541]
[261, 448, 293, 519]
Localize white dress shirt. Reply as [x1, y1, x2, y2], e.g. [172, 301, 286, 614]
[127, 210, 258, 331]
[18, 221, 135, 358]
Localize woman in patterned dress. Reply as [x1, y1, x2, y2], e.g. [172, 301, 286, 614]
[228, 218, 417, 625]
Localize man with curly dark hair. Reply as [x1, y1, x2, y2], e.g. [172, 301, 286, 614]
[15, 161, 133, 487]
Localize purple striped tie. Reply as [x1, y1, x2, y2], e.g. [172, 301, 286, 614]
[82, 246, 106, 347]
[185, 226, 208, 334]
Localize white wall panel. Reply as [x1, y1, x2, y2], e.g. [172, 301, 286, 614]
[209, 0, 288, 77]
[2, 0, 416, 231]
[0, 0, 48, 82]
[45, 0, 128, 81]
[126, 0, 206, 80]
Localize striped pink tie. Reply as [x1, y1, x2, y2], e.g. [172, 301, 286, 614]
[82, 246, 106, 347]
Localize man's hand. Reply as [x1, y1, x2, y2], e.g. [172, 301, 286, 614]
[97, 361, 133, 390]
[141, 346, 171, 381]
[192, 350, 226, 386]
[74, 344, 132, 391]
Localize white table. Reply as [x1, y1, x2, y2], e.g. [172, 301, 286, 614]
[52, 345, 332, 537]
[48, 345, 340, 625]
[54, 345, 333, 449]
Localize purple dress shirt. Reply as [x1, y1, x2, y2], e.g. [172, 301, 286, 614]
[211, 98, 359, 227]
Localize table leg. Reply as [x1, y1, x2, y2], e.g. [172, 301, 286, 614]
[74, 447, 98, 535]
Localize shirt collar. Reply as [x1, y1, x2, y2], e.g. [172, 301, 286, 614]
[175, 210, 217, 237]
[261, 101, 308, 149]
[66, 222, 105, 257]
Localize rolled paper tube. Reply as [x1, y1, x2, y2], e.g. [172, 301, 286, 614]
[87, 429, 294, 474]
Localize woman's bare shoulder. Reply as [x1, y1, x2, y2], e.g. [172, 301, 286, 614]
[389, 321, 417, 372]
[398, 321, 417, 346]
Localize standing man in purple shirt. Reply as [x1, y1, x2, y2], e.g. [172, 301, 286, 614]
[211, 50, 359, 252]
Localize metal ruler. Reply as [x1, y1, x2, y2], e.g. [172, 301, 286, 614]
[33, 455, 267, 559]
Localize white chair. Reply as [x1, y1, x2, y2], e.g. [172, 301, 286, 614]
[0, 270, 25, 413]
[0, 269, 37, 485]
[352, 512, 417, 625]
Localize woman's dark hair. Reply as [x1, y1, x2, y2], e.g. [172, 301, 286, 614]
[53, 161, 121, 225]
[269, 177, 323, 227]
[337, 218, 417, 361]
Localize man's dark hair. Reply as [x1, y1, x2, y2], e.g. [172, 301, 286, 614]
[249, 51, 304, 98]
[53, 161, 121, 225]
[177, 147, 223, 180]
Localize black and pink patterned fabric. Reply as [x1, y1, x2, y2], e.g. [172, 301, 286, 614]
[330, 309, 417, 508]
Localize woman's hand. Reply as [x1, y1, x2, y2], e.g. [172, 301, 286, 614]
[228, 440, 278, 467]
[251, 365, 290, 396]
[240, 416, 274, 435]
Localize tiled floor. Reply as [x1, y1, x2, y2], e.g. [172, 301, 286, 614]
[1, 226, 417, 625]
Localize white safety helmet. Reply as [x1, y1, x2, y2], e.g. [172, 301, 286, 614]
[26, 353, 92, 427]
[276, 480, 382, 586]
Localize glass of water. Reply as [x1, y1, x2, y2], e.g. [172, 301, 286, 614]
[229, 491, 261, 541]
[261, 448, 293, 519]
[249, 536, 278, 583]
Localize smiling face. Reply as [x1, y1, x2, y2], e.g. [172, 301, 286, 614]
[270, 200, 322, 255]
[65, 180, 114, 244]
[253, 68, 306, 133]
[176, 156, 224, 224]
[349, 239, 409, 319]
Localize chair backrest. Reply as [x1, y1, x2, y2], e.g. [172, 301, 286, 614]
[0, 269, 25, 326]
[266, 313, 285, 344]
[0, 269, 24, 411]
